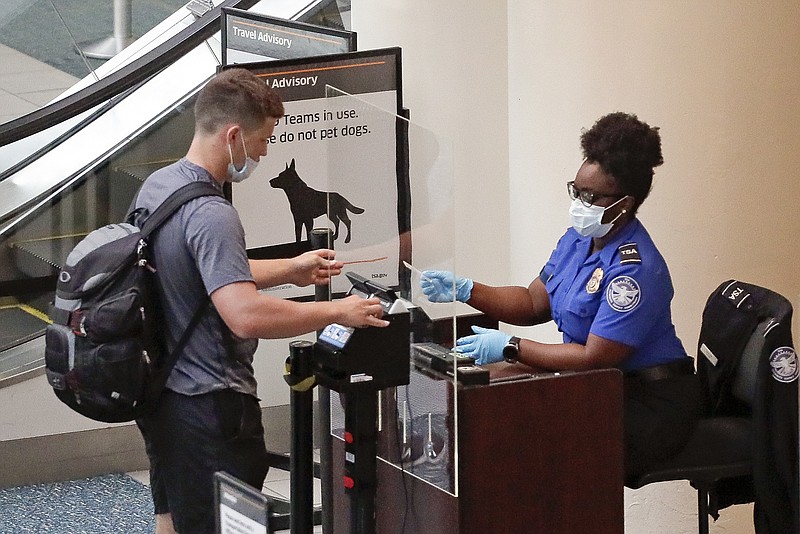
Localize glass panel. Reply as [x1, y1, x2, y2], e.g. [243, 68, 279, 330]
[322, 86, 464, 501]
[294, 0, 350, 31]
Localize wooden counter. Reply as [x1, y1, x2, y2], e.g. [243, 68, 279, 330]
[331, 366, 624, 534]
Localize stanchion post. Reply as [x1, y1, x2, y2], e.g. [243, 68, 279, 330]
[343, 389, 378, 534]
[289, 340, 315, 534]
[78, 0, 134, 59]
[310, 228, 334, 533]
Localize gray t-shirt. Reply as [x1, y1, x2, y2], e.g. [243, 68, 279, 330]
[135, 158, 259, 397]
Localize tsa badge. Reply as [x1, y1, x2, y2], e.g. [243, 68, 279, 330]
[769, 346, 798, 383]
[586, 267, 604, 294]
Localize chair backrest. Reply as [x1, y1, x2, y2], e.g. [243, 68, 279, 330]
[697, 280, 799, 534]
[729, 316, 771, 408]
[697, 280, 795, 416]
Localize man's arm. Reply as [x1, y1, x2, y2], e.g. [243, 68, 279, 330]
[211, 280, 387, 339]
[249, 249, 343, 289]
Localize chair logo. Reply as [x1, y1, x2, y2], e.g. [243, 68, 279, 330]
[769, 346, 798, 383]
[606, 276, 641, 312]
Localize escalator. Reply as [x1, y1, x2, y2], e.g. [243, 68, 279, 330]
[0, 0, 350, 387]
[0, 92, 198, 385]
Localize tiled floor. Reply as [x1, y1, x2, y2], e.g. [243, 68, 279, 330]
[0, 43, 78, 125]
[0, 0, 187, 125]
[128, 467, 324, 534]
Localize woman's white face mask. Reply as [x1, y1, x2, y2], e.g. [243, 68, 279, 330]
[569, 196, 628, 238]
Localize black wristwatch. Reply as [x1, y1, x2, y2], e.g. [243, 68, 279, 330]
[503, 336, 521, 363]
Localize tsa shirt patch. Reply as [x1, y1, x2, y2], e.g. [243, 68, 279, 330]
[606, 276, 641, 312]
[769, 346, 798, 383]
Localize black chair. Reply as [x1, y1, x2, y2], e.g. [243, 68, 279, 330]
[625, 280, 798, 534]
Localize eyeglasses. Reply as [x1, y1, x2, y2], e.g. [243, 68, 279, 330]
[567, 181, 624, 207]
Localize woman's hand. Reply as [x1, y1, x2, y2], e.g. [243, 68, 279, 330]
[455, 325, 511, 365]
[420, 270, 473, 302]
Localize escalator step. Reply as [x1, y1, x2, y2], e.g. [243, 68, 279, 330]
[0, 305, 50, 353]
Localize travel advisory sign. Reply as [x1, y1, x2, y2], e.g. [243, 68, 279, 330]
[222, 8, 354, 64]
[228, 49, 405, 299]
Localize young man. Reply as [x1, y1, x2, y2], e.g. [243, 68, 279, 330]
[134, 68, 388, 533]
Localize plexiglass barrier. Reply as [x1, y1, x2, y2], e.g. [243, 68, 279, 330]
[320, 85, 464, 499]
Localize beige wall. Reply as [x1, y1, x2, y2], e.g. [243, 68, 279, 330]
[509, 0, 800, 349]
[356, 0, 800, 532]
[352, 0, 511, 286]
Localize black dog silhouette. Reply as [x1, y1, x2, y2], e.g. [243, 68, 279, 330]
[270, 159, 365, 243]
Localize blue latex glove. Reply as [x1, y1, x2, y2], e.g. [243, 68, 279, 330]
[455, 325, 511, 365]
[420, 270, 473, 303]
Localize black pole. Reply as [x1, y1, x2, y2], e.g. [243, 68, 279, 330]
[343, 389, 378, 534]
[310, 227, 333, 302]
[289, 340, 315, 534]
[310, 228, 334, 534]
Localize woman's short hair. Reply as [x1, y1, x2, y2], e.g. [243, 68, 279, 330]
[194, 68, 285, 134]
[580, 112, 663, 208]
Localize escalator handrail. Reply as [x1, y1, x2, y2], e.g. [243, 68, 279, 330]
[0, 0, 259, 149]
[0, 85, 140, 182]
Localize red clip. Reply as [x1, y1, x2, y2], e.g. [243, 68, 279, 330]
[69, 310, 87, 336]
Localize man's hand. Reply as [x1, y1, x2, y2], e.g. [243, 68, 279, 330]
[335, 295, 390, 328]
[290, 249, 343, 287]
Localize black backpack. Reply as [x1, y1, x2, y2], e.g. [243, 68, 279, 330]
[44, 181, 224, 423]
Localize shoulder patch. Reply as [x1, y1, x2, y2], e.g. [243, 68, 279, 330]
[770, 346, 798, 383]
[618, 243, 641, 264]
[606, 275, 641, 312]
[720, 280, 752, 309]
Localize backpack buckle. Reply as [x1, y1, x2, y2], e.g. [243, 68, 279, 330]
[69, 310, 87, 337]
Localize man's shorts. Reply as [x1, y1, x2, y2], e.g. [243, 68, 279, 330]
[137, 388, 269, 534]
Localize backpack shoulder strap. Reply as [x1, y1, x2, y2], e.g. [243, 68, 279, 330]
[138, 182, 225, 238]
[133, 181, 224, 403]
[148, 297, 212, 402]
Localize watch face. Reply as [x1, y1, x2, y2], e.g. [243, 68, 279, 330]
[503, 342, 518, 362]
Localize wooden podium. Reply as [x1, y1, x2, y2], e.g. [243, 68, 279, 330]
[331, 366, 624, 534]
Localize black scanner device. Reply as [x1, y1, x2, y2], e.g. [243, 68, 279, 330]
[313, 272, 410, 392]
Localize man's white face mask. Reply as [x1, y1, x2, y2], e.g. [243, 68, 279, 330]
[227, 135, 259, 183]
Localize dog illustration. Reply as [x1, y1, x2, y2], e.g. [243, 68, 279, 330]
[270, 159, 365, 244]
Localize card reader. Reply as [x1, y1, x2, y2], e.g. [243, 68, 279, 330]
[411, 342, 489, 385]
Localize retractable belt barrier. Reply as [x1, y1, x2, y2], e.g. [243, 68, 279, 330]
[283, 354, 316, 392]
[286, 272, 412, 534]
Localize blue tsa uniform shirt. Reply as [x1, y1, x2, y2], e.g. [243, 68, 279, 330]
[541, 219, 687, 373]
